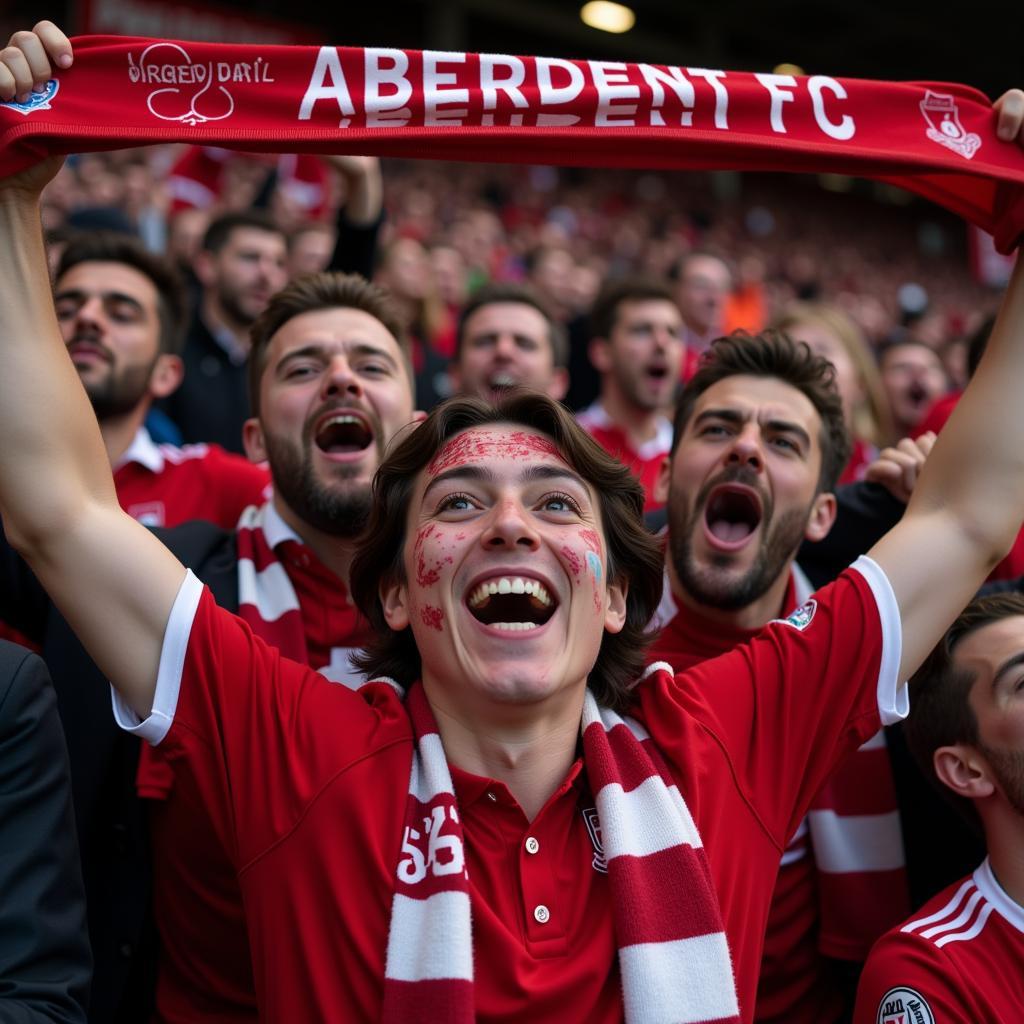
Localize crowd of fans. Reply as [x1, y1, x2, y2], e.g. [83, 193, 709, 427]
[3, 23, 1024, 1024]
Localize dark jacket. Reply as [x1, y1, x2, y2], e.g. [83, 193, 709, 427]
[0, 641, 91, 1023]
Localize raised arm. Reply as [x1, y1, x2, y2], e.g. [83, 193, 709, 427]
[0, 24, 186, 717]
[869, 163, 1024, 679]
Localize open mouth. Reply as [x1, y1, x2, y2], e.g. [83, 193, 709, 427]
[487, 372, 519, 391]
[466, 575, 557, 631]
[703, 485, 763, 546]
[907, 382, 928, 408]
[314, 413, 374, 455]
[645, 364, 669, 382]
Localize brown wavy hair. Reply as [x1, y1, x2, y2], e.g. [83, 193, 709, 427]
[349, 390, 664, 712]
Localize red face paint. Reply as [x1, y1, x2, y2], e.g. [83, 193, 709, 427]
[421, 605, 444, 631]
[427, 428, 563, 475]
[414, 523, 452, 588]
[561, 544, 582, 580]
[580, 528, 601, 555]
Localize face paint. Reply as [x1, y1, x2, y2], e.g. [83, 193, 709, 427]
[580, 528, 601, 556]
[561, 545, 582, 580]
[421, 605, 444, 631]
[427, 429, 562, 476]
[414, 523, 453, 588]
[585, 551, 602, 583]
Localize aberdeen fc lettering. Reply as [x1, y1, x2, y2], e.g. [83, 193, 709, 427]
[398, 805, 466, 884]
[127, 42, 274, 125]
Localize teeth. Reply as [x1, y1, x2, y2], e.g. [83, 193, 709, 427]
[324, 414, 362, 427]
[467, 577, 553, 609]
[491, 622, 540, 631]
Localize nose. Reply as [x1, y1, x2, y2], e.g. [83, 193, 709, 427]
[725, 423, 763, 472]
[493, 333, 518, 362]
[321, 355, 363, 400]
[481, 497, 541, 552]
[75, 296, 106, 330]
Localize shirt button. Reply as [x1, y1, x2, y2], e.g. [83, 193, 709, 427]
[533, 904, 550, 924]
[525, 836, 540, 855]
[486, 791, 498, 802]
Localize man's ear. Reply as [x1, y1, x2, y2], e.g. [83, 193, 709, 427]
[148, 354, 184, 400]
[193, 249, 216, 288]
[804, 491, 837, 544]
[588, 337, 611, 374]
[381, 577, 410, 631]
[654, 455, 672, 506]
[603, 576, 628, 634]
[934, 744, 995, 801]
[547, 366, 569, 402]
[242, 417, 267, 464]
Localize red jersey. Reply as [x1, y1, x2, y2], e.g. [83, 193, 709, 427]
[113, 427, 271, 529]
[115, 555, 902, 1023]
[577, 402, 673, 512]
[138, 502, 372, 1024]
[854, 859, 1024, 1024]
[648, 565, 907, 1024]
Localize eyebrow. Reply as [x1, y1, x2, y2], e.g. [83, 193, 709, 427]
[53, 289, 146, 313]
[992, 651, 1024, 691]
[693, 408, 812, 450]
[277, 342, 398, 369]
[422, 463, 590, 500]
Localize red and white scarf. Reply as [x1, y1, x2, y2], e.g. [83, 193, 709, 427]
[376, 666, 740, 1024]
[235, 502, 369, 684]
[3, 36, 1024, 251]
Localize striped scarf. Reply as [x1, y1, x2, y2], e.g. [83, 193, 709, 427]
[236, 504, 308, 663]
[379, 666, 741, 1023]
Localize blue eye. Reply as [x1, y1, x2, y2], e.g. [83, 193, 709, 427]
[540, 491, 582, 514]
[437, 492, 476, 513]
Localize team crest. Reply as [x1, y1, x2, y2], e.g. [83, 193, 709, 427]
[877, 987, 935, 1024]
[1, 79, 59, 115]
[775, 598, 817, 631]
[920, 90, 981, 160]
[580, 807, 608, 873]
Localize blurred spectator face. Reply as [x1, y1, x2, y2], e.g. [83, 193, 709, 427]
[245, 307, 417, 536]
[378, 238, 432, 302]
[676, 255, 731, 338]
[53, 261, 170, 420]
[592, 299, 684, 413]
[784, 321, 862, 427]
[528, 247, 576, 317]
[879, 342, 948, 434]
[453, 301, 567, 402]
[288, 225, 337, 280]
[166, 208, 210, 271]
[430, 246, 469, 308]
[198, 226, 288, 328]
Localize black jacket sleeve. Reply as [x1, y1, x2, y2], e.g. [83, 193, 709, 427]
[0, 643, 91, 1023]
[798, 481, 906, 589]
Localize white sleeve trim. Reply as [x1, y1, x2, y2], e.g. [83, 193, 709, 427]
[849, 555, 907, 726]
[110, 570, 204, 745]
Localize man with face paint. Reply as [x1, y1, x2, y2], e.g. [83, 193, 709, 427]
[7, 25, 1024, 1024]
[854, 593, 1024, 1023]
[648, 333, 909, 1022]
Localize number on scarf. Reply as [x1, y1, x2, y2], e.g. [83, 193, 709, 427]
[397, 806, 465, 883]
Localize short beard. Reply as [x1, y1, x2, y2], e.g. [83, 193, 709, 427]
[217, 282, 259, 330]
[85, 361, 156, 421]
[261, 428, 377, 538]
[668, 474, 811, 611]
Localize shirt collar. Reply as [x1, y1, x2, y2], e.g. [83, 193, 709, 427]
[116, 426, 164, 474]
[583, 400, 673, 459]
[260, 500, 305, 550]
[975, 857, 1024, 934]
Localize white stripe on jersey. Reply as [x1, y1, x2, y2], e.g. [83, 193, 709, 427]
[901, 878, 975, 935]
[935, 901, 995, 948]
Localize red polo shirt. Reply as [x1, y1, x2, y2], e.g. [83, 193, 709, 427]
[116, 555, 902, 1022]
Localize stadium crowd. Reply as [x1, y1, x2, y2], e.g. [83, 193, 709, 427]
[2, 20, 1024, 1024]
